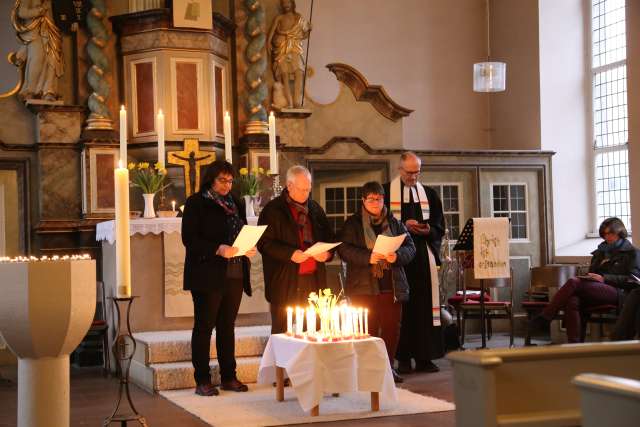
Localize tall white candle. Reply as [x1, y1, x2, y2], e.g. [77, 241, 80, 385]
[114, 161, 131, 298]
[286, 307, 293, 335]
[119, 106, 127, 164]
[268, 111, 277, 173]
[358, 308, 364, 336]
[306, 306, 316, 336]
[340, 305, 347, 337]
[295, 306, 303, 336]
[224, 111, 232, 164]
[364, 308, 369, 336]
[157, 109, 165, 168]
[352, 308, 358, 337]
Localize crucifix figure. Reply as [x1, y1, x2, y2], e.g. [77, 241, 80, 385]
[167, 139, 216, 197]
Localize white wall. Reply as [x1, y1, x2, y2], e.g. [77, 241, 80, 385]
[297, 0, 490, 150]
[539, 0, 593, 251]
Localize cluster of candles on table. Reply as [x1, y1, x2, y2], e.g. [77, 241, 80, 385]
[0, 254, 91, 263]
[286, 303, 369, 341]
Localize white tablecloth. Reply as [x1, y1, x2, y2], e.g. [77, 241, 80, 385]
[257, 334, 397, 412]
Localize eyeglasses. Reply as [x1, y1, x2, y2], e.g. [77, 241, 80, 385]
[401, 168, 421, 176]
[216, 177, 234, 185]
[363, 197, 384, 204]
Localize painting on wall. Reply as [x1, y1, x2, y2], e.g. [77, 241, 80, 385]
[83, 147, 117, 217]
[172, 0, 213, 30]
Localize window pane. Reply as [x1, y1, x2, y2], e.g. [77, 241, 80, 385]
[593, 64, 628, 149]
[510, 185, 526, 211]
[595, 149, 631, 228]
[493, 185, 508, 212]
[592, 0, 626, 68]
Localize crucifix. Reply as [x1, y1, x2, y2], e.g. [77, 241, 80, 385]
[167, 139, 216, 197]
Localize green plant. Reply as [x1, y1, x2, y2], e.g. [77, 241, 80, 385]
[128, 162, 170, 194]
[237, 167, 266, 196]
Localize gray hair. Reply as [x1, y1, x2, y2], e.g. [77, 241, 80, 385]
[286, 165, 312, 184]
[400, 151, 421, 164]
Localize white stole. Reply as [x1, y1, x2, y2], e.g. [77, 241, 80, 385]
[389, 177, 440, 327]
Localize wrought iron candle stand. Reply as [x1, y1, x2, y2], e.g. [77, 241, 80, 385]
[271, 173, 283, 198]
[104, 296, 148, 426]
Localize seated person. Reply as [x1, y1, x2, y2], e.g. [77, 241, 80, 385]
[611, 286, 640, 340]
[530, 217, 640, 343]
[338, 181, 416, 383]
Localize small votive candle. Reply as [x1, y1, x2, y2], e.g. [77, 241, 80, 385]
[171, 200, 176, 212]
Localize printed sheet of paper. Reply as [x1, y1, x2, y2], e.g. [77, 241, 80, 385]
[473, 217, 510, 279]
[372, 234, 406, 255]
[232, 225, 267, 256]
[304, 241, 342, 256]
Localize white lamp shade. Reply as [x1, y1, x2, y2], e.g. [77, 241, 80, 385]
[473, 61, 506, 92]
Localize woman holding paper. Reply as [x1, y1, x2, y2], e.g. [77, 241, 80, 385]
[338, 181, 416, 383]
[182, 161, 257, 396]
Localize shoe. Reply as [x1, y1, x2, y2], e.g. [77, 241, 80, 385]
[195, 383, 219, 396]
[272, 378, 291, 387]
[396, 360, 412, 374]
[391, 368, 404, 383]
[528, 314, 550, 332]
[221, 378, 249, 392]
[415, 360, 440, 373]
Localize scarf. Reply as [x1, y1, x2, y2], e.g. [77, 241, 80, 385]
[362, 205, 392, 279]
[388, 176, 440, 326]
[285, 189, 313, 248]
[204, 189, 244, 278]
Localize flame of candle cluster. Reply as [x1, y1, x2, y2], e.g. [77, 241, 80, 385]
[286, 289, 369, 341]
[0, 254, 92, 263]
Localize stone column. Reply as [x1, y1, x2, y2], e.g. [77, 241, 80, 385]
[243, 0, 268, 134]
[85, 0, 113, 131]
[627, 2, 640, 234]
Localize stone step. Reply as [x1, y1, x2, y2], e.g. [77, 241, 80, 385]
[132, 325, 271, 365]
[130, 356, 262, 392]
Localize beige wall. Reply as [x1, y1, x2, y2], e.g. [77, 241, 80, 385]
[489, 0, 541, 150]
[0, 170, 19, 257]
[627, 0, 640, 235]
[295, 0, 490, 150]
[539, 0, 593, 250]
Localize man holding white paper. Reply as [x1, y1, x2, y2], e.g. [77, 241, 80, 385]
[257, 165, 336, 334]
[385, 151, 445, 374]
[338, 181, 415, 383]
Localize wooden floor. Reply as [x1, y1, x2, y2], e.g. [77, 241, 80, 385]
[0, 333, 525, 426]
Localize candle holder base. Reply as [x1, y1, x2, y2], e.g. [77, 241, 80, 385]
[270, 174, 283, 198]
[104, 296, 148, 427]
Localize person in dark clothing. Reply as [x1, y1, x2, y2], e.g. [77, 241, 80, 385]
[182, 161, 258, 396]
[531, 217, 640, 343]
[611, 287, 640, 340]
[384, 152, 445, 374]
[257, 165, 336, 334]
[338, 181, 416, 383]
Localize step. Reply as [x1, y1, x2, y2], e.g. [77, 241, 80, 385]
[130, 356, 262, 392]
[132, 325, 271, 365]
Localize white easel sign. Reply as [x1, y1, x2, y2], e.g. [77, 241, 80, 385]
[473, 217, 510, 279]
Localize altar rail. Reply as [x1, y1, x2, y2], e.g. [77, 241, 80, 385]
[447, 341, 640, 427]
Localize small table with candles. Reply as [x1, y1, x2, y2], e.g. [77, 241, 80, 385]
[257, 303, 397, 416]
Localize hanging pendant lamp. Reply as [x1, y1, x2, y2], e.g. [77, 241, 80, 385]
[473, 0, 506, 92]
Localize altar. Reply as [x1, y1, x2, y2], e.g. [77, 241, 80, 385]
[96, 217, 270, 334]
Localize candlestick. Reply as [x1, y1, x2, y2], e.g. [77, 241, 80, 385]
[268, 111, 277, 173]
[365, 308, 369, 336]
[224, 111, 232, 163]
[157, 109, 165, 168]
[119, 106, 127, 164]
[114, 161, 131, 298]
[286, 307, 293, 335]
[171, 200, 176, 212]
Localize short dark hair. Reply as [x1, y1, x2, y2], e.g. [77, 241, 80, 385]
[599, 217, 628, 239]
[200, 160, 234, 191]
[361, 181, 385, 199]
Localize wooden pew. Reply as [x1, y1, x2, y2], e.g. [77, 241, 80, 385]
[447, 341, 640, 427]
[573, 373, 640, 427]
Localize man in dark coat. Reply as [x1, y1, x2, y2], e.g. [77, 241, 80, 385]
[384, 151, 445, 373]
[257, 165, 336, 334]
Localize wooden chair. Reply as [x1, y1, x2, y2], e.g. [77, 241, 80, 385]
[459, 268, 514, 348]
[85, 280, 110, 375]
[522, 264, 577, 345]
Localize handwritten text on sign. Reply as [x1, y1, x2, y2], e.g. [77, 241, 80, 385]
[473, 217, 510, 279]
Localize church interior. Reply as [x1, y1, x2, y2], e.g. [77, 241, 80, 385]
[1, 0, 639, 426]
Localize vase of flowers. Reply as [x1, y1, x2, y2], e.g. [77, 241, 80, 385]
[237, 167, 266, 218]
[128, 162, 170, 218]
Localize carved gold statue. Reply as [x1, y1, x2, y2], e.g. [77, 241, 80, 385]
[10, 0, 64, 102]
[267, 0, 311, 109]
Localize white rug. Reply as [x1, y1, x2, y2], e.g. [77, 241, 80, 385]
[160, 384, 454, 426]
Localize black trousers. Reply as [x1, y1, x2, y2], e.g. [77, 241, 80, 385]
[612, 288, 640, 340]
[190, 279, 243, 385]
[270, 274, 319, 334]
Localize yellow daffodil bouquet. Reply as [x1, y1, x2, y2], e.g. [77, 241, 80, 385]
[237, 167, 268, 197]
[127, 162, 171, 194]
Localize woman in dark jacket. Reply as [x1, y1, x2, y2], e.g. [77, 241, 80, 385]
[338, 181, 416, 383]
[182, 161, 257, 396]
[531, 217, 640, 343]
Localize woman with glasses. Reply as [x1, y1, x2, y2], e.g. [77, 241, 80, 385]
[530, 217, 640, 343]
[338, 181, 416, 383]
[182, 161, 257, 396]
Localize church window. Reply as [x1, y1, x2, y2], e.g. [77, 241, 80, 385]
[429, 183, 463, 240]
[491, 184, 528, 240]
[320, 185, 363, 234]
[591, 0, 631, 229]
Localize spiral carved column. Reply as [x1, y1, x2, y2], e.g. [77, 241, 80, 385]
[85, 0, 113, 131]
[243, 0, 268, 134]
